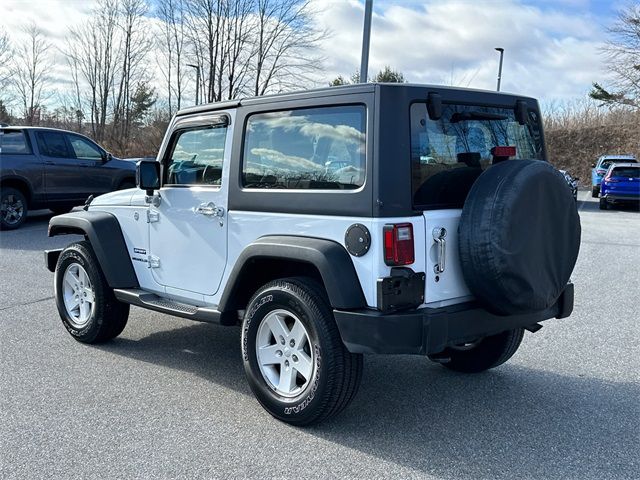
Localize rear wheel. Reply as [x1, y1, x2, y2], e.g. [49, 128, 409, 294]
[591, 186, 599, 198]
[0, 187, 28, 230]
[55, 241, 129, 343]
[429, 328, 524, 373]
[599, 197, 608, 210]
[242, 277, 363, 426]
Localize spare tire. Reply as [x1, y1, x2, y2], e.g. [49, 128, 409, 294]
[458, 160, 580, 315]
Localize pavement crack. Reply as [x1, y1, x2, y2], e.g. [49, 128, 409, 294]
[0, 296, 55, 311]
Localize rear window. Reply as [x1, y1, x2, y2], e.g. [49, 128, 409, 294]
[242, 105, 366, 190]
[0, 130, 31, 154]
[601, 159, 636, 169]
[411, 103, 544, 209]
[611, 167, 639, 178]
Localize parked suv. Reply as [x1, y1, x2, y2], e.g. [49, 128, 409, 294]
[0, 127, 136, 229]
[591, 154, 637, 197]
[599, 163, 640, 209]
[45, 84, 580, 425]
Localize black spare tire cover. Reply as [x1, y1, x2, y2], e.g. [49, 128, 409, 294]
[458, 160, 580, 315]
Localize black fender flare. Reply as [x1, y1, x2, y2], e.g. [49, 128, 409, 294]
[48, 210, 139, 288]
[219, 235, 367, 311]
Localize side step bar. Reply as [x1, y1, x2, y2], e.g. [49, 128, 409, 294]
[113, 288, 222, 324]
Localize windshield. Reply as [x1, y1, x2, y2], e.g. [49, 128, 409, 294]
[411, 102, 544, 209]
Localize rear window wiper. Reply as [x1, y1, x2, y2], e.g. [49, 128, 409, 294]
[450, 111, 508, 123]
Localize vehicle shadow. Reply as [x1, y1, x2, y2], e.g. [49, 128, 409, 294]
[101, 319, 639, 480]
[580, 199, 639, 213]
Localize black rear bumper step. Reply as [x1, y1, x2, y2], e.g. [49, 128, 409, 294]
[334, 283, 574, 355]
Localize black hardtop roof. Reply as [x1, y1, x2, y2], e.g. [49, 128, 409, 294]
[175, 83, 537, 117]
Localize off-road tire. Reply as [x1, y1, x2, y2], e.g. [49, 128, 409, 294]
[0, 187, 28, 230]
[55, 241, 129, 343]
[241, 277, 363, 426]
[599, 197, 608, 210]
[430, 328, 525, 373]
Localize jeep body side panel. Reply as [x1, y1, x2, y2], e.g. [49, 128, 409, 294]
[218, 234, 367, 311]
[227, 89, 375, 217]
[48, 210, 139, 288]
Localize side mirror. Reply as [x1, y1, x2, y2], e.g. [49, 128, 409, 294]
[136, 160, 160, 196]
[591, 163, 596, 168]
[101, 152, 112, 163]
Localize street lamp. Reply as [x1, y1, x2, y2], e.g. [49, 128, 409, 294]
[495, 47, 504, 92]
[187, 63, 200, 105]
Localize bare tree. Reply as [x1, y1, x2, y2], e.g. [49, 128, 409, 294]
[112, 0, 153, 149]
[0, 28, 12, 90]
[11, 24, 53, 125]
[66, 0, 120, 141]
[590, 4, 640, 109]
[251, 0, 323, 96]
[157, 0, 187, 114]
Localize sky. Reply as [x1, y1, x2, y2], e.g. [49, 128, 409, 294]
[0, 0, 625, 109]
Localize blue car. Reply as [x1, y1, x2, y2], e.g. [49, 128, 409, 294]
[591, 154, 636, 197]
[599, 163, 640, 210]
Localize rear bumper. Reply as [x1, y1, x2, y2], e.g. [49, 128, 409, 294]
[601, 194, 639, 202]
[334, 283, 574, 355]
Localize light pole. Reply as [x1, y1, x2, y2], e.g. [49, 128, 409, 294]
[187, 63, 200, 105]
[359, 0, 373, 83]
[495, 47, 504, 92]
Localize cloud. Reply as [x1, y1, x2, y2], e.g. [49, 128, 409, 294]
[312, 0, 611, 102]
[0, 0, 613, 111]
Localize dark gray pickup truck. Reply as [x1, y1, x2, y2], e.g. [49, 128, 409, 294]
[0, 127, 137, 229]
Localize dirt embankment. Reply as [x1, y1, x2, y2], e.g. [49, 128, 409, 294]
[545, 115, 639, 183]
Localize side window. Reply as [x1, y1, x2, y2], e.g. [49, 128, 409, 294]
[0, 130, 32, 154]
[68, 135, 103, 160]
[36, 132, 72, 158]
[242, 105, 366, 190]
[166, 124, 228, 186]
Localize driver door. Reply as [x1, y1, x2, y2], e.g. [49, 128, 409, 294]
[148, 112, 233, 300]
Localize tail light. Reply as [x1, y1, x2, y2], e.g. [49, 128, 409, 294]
[491, 146, 516, 157]
[383, 223, 414, 266]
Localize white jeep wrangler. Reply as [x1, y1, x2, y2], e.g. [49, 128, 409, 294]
[45, 84, 580, 425]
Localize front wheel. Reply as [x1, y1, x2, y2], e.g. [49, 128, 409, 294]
[55, 241, 129, 343]
[429, 328, 524, 373]
[241, 278, 362, 426]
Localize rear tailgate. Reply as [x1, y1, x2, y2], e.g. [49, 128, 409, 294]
[422, 210, 471, 305]
[608, 167, 640, 197]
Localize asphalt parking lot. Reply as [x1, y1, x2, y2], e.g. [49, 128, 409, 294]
[1, 191, 638, 480]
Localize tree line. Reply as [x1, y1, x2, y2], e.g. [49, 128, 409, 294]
[0, 0, 324, 156]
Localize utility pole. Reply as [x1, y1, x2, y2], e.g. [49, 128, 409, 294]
[360, 0, 373, 83]
[495, 47, 504, 92]
[187, 63, 200, 105]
